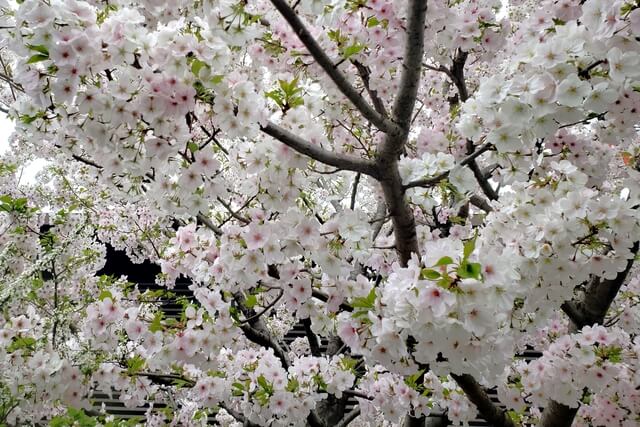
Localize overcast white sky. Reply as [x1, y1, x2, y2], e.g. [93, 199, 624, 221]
[0, 114, 12, 154]
[0, 114, 48, 183]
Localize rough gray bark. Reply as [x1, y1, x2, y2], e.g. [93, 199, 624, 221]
[376, 0, 428, 267]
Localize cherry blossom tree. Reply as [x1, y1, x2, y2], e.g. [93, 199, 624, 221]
[0, 0, 639, 426]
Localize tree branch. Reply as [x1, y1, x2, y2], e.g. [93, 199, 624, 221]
[71, 154, 103, 169]
[196, 212, 223, 236]
[350, 172, 361, 210]
[389, 0, 428, 134]
[268, 0, 398, 134]
[468, 194, 493, 213]
[403, 143, 494, 189]
[335, 408, 361, 427]
[538, 242, 638, 427]
[217, 196, 251, 224]
[352, 60, 388, 116]
[342, 389, 372, 400]
[374, 0, 428, 268]
[312, 289, 353, 312]
[468, 159, 498, 200]
[261, 121, 378, 177]
[451, 374, 515, 427]
[237, 289, 284, 325]
[301, 317, 322, 357]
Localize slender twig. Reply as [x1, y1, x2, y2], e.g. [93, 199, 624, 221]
[352, 60, 387, 116]
[237, 289, 284, 325]
[403, 143, 494, 189]
[578, 59, 606, 79]
[311, 289, 353, 312]
[559, 112, 606, 129]
[196, 212, 223, 236]
[217, 196, 251, 224]
[71, 153, 103, 169]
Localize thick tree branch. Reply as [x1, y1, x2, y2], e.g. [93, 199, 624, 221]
[261, 121, 378, 177]
[133, 372, 195, 387]
[371, 199, 388, 242]
[451, 374, 516, 427]
[236, 297, 291, 369]
[335, 408, 361, 427]
[342, 389, 372, 400]
[469, 194, 494, 213]
[268, 0, 398, 134]
[389, 0, 428, 135]
[538, 242, 638, 427]
[428, 50, 499, 200]
[374, 0, 428, 268]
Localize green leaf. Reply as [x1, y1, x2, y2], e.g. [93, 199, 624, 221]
[190, 58, 209, 77]
[342, 42, 364, 59]
[172, 378, 192, 388]
[7, 336, 36, 353]
[126, 355, 145, 374]
[434, 256, 454, 267]
[463, 235, 476, 261]
[98, 290, 113, 301]
[149, 311, 163, 333]
[232, 381, 246, 397]
[351, 287, 376, 310]
[245, 293, 258, 309]
[404, 368, 425, 389]
[27, 44, 49, 55]
[27, 53, 49, 64]
[265, 89, 285, 108]
[457, 262, 482, 280]
[187, 141, 199, 153]
[606, 346, 623, 363]
[257, 375, 272, 393]
[421, 269, 440, 280]
[286, 377, 299, 392]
